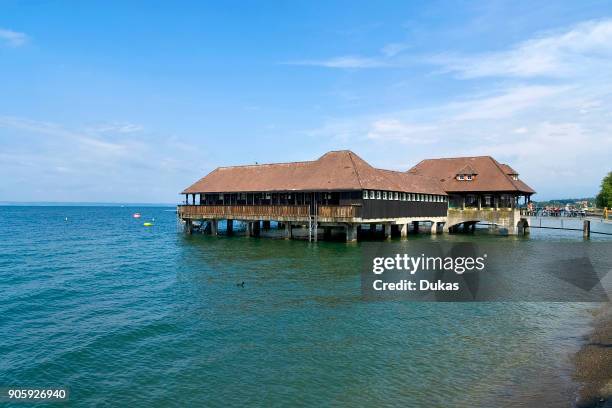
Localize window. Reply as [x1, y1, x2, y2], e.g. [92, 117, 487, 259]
[369, 190, 375, 199]
[394, 192, 399, 200]
[466, 175, 473, 181]
[512, 175, 518, 180]
[363, 190, 369, 199]
[401, 193, 406, 201]
[457, 175, 464, 180]
[376, 191, 381, 199]
[382, 191, 387, 200]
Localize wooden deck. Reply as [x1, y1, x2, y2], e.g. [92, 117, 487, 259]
[177, 204, 360, 221]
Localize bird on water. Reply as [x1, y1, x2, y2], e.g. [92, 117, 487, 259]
[236, 281, 245, 287]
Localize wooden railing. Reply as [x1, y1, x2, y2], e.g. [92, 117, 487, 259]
[177, 204, 360, 220]
[317, 205, 358, 219]
[178, 205, 310, 219]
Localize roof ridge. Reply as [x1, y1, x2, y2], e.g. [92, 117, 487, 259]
[418, 155, 493, 161]
[217, 159, 314, 170]
[346, 151, 365, 189]
[489, 157, 522, 190]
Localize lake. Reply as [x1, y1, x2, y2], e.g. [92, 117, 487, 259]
[1, 206, 611, 407]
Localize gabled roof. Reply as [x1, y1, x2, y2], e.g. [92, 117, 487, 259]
[499, 163, 518, 175]
[182, 150, 446, 195]
[457, 164, 478, 175]
[408, 156, 535, 194]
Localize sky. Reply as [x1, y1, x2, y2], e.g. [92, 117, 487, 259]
[1, 0, 611, 202]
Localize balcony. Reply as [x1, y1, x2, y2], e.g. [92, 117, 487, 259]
[177, 204, 360, 221]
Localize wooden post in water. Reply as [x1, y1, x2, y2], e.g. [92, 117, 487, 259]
[583, 220, 590, 238]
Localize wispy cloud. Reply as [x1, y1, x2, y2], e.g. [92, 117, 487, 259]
[284, 55, 391, 69]
[0, 28, 28, 47]
[380, 42, 409, 57]
[303, 82, 611, 198]
[429, 19, 612, 78]
[296, 18, 612, 197]
[366, 119, 437, 143]
[0, 116, 129, 155]
[0, 115, 208, 202]
[85, 122, 144, 134]
[448, 85, 568, 120]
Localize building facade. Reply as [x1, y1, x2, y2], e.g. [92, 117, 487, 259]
[178, 151, 536, 240]
[408, 156, 535, 234]
[179, 150, 448, 241]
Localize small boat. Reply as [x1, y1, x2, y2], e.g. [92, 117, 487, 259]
[143, 222, 153, 227]
[133, 213, 141, 218]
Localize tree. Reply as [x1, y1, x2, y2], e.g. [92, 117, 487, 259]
[596, 172, 612, 208]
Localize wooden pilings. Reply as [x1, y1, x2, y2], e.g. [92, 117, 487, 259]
[583, 220, 591, 238]
[346, 224, 358, 242]
[384, 223, 391, 240]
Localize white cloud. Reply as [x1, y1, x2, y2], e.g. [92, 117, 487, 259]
[381, 42, 409, 57]
[449, 85, 568, 120]
[0, 28, 28, 47]
[0, 116, 209, 202]
[366, 119, 437, 143]
[0, 116, 129, 155]
[284, 56, 390, 68]
[303, 78, 612, 198]
[430, 19, 612, 78]
[85, 122, 144, 134]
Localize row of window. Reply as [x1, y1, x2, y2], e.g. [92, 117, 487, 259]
[362, 190, 447, 202]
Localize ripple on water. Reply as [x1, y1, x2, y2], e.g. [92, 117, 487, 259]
[0, 206, 609, 407]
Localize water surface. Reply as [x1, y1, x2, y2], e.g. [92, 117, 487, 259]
[1, 206, 610, 407]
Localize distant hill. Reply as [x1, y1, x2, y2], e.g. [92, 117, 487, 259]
[534, 198, 596, 207]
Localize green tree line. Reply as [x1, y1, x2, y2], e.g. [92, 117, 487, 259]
[596, 171, 612, 208]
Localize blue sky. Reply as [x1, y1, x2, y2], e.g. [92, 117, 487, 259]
[1, 1, 611, 202]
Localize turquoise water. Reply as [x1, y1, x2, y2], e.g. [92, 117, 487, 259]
[0, 206, 610, 407]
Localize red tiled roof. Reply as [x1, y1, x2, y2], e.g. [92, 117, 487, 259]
[182, 150, 446, 195]
[408, 156, 535, 194]
[457, 164, 478, 175]
[499, 163, 518, 175]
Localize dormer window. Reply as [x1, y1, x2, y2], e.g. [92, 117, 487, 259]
[511, 175, 518, 181]
[456, 164, 477, 181]
[456, 173, 474, 181]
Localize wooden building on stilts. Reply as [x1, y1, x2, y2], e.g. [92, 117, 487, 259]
[178, 150, 448, 241]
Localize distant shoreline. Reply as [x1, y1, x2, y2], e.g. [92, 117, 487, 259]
[0, 202, 176, 207]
